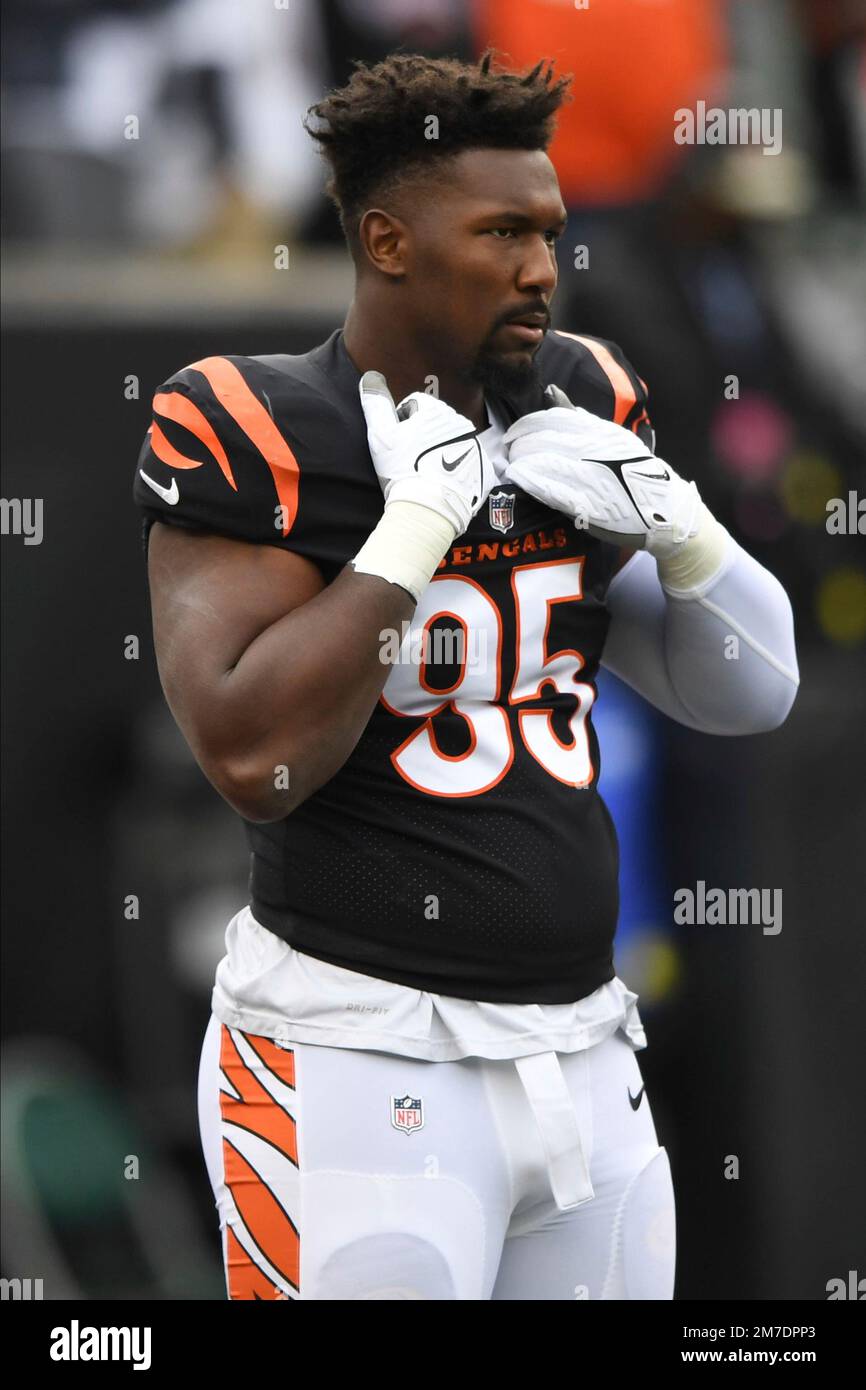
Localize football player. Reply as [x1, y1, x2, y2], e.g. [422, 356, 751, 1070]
[134, 52, 799, 1300]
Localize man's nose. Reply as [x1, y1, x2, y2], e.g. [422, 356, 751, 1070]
[516, 237, 558, 295]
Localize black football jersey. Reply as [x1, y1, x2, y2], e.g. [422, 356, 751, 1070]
[133, 327, 654, 1004]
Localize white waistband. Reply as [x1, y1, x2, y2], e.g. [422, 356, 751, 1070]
[211, 905, 647, 1064]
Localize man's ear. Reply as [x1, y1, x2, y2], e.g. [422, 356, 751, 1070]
[357, 208, 410, 279]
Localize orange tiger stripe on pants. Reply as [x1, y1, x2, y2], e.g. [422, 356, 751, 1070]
[219, 1026, 300, 1298]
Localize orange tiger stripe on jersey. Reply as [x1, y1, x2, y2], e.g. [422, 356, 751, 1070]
[152, 390, 238, 490]
[553, 331, 637, 426]
[187, 356, 300, 536]
[219, 1026, 298, 1165]
[225, 1224, 289, 1300]
[222, 1144, 300, 1295]
[149, 419, 216, 473]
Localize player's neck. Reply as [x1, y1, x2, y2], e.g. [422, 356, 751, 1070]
[343, 301, 488, 432]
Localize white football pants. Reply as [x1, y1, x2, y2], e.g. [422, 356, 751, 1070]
[197, 1014, 675, 1300]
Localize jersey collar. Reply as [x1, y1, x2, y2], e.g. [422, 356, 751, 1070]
[327, 326, 545, 430]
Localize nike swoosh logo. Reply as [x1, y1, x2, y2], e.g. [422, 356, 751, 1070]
[584, 455, 652, 465]
[442, 446, 473, 471]
[139, 470, 179, 505]
[628, 1085, 645, 1111]
[584, 456, 668, 482]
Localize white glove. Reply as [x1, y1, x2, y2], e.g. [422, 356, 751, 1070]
[502, 384, 702, 558]
[360, 371, 496, 537]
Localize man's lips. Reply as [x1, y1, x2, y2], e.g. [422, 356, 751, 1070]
[499, 320, 547, 345]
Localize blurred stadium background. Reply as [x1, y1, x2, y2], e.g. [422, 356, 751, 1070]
[1, 0, 864, 1301]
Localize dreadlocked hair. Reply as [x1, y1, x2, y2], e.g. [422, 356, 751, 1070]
[303, 49, 572, 247]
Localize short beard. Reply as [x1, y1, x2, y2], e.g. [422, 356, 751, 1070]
[468, 344, 542, 400]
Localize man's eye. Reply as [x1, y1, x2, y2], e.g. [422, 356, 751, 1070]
[488, 227, 562, 243]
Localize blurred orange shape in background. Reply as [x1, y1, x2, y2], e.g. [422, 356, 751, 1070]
[473, 0, 729, 205]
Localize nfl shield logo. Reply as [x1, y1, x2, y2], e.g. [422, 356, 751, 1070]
[488, 489, 515, 534]
[391, 1093, 424, 1135]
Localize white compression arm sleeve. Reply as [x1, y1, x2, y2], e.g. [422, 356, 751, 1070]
[601, 539, 800, 735]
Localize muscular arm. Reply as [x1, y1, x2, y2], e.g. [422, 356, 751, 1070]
[147, 522, 414, 823]
[601, 540, 799, 734]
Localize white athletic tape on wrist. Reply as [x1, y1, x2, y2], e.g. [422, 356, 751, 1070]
[656, 502, 733, 597]
[351, 499, 457, 603]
